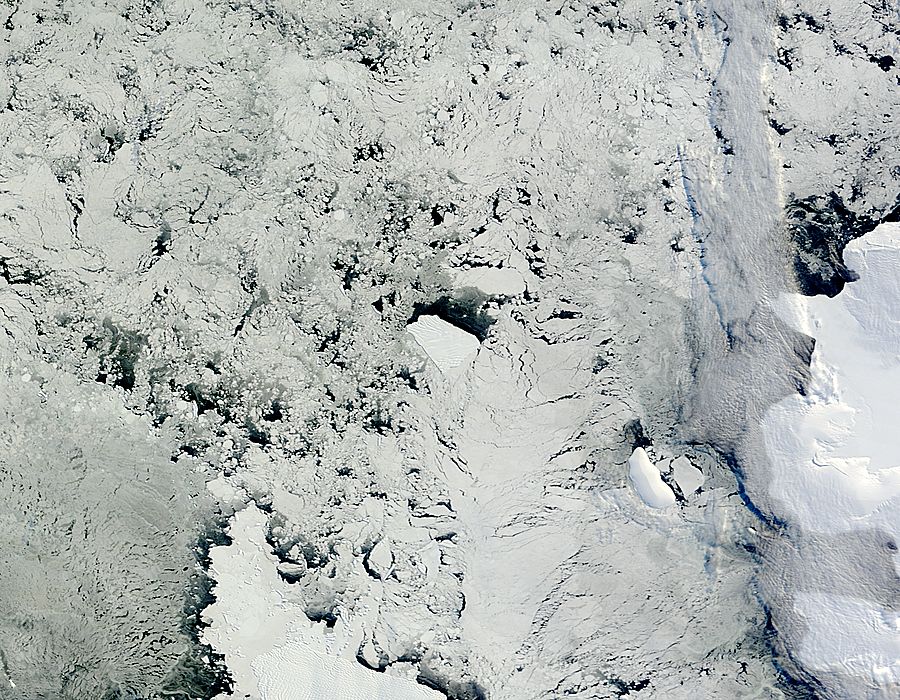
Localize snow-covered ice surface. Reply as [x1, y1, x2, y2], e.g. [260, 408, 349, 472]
[672, 456, 705, 497]
[202, 504, 442, 700]
[0, 0, 897, 698]
[628, 447, 676, 508]
[407, 315, 480, 375]
[765, 224, 900, 539]
[762, 223, 900, 697]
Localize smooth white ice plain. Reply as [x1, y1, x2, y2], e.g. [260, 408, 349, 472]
[628, 447, 676, 508]
[454, 267, 527, 297]
[407, 315, 480, 375]
[794, 591, 900, 689]
[202, 505, 441, 700]
[763, 222, 900, 688]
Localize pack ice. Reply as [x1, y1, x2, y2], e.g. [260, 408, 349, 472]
[0, 0, 897, 698]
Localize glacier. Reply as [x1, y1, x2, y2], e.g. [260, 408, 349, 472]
[762, 223, 900, 697]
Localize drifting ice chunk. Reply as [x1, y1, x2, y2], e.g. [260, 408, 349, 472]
[455, 266, 526, 296]
[366, 539, 393, 579]
[671, 456, 705, 496]
[628, 447, 676, 508]
[407, 315, 479, 374]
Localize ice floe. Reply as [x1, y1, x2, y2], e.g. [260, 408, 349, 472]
[202, 505, 442, 700]
[628, 447, 676, 509]
[407, 315, 480, 375]
[671, 456, 705, 497]
[454, 266, 526, 297]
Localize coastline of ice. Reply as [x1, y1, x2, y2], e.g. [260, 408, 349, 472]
[762, 222, 900, 690]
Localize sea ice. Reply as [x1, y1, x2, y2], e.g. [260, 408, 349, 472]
[454, 267, 527, 297]
[1, 0, 896, 695]
[671, 456, 705, 497]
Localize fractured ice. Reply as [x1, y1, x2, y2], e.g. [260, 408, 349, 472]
[0, 0, 897, 698]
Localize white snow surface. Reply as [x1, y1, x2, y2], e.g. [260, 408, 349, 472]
[202, 505, 441, 700]
[763, 222, 900, 689]
[794, 592, 900, 689]
[628, 447, 676, 509]
[764, 223, 900, 537]
[0, 0, 896, 696]
[454, 266, 527, 297]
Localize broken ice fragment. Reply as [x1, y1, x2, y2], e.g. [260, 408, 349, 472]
[455, 266, 526, 296]
[276, 562, 306, 583]
[203, 506, 442, 700]
[309, 82, 328, 108]
[671, 456, 705, 496]
[364, 539, 393, 579]
[628, 447, 676, 509]
[407, 315, 479, 375]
